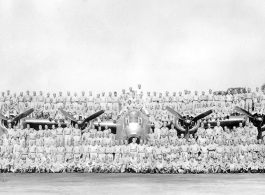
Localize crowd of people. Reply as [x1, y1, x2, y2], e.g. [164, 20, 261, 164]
[0, 118, 264, 174]
[0, 85, 265, 123]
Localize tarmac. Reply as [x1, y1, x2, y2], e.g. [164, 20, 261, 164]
[0, 173, 265, 195]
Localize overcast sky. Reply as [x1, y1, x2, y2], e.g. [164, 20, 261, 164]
[0, 0, 265, 95]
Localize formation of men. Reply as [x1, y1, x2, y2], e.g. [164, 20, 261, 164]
[0, 119, 265, 174]
[1, 86, 265, 122]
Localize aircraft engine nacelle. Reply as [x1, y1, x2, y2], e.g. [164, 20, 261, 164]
[116, 109, 150, 141]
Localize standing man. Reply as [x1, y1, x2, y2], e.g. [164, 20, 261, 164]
[50, 93, 57, 109]
[37, 91, 45, 109]
[12, 93, 18, 113]
[145, 92, 152, 110]
[5, 90, 12, 107]
[207, 89, 214, 107]
[152, 92, 158, 108]
[63, 123, 72, 146]
[239, 89, 246, 109]
[171, 92, 178, 110]
[225, 91, 233, 108]
[65, 91, 72, 108]
[44, 92, 52, 109]
[79, 91, 87, 109]
[245, 88, 254, 112]
[100, 92, 107, 110]
[253, 87, 262, 110]
[192, 91, 200, 111]
[31, 91, 38, 109]
[18, 92, 25, 113]
[199, 91, 207, 108]
[57, 92, 64, 109]
[163, 91, 170, 107]
[0, 92, 5, 110]
[119, 89, 127, 109]
[72, 92, 79, 110]
[87, 91, 94, 110]
[24, 91, 32, 108]
[136, 84, 143, 98]
[178, 91, 184, 111]
[113, 92, 119, 112]
[106, 92, 113, 110]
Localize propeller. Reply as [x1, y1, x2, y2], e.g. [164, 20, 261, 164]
[11, 108, 34, 123]
[234, 106, 254, 118]
[235, 106, 265, 139]
[166, 107, 213, 139]
[58, 108, 77, 122]
[0, 112, 8, 121]
[165, 106, 184, 120]
[0, 123, 8, 137]
[79, 110, 104, 127]
[59, 108, 104, 128]
[192, 110, 213, 122]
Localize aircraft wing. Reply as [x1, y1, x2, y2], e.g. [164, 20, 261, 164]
[94, 121, 117, 128]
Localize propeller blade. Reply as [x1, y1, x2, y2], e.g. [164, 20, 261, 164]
[0, 123, 8, 137]
[80, 110, 104, 126]
[192, 109, 213, 122]
[0, 112, 8, 121]
[58, 108, 77, 122]
[166, 106, 184, 120]
[11, 108, 34, 122]
[234, 106, 254, 118]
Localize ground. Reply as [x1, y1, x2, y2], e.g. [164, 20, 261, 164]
[0, 173, 264, 195]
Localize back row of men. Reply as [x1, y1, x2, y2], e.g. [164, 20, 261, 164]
[1, 86, 265, 113]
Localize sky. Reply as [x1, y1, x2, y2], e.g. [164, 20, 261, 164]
[0, 0, 265, 95]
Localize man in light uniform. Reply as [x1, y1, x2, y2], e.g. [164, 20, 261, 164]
[87, 91, 94, 109]
[63, 123, 72, 145]
[37, 91, 45, 109]
[73, 124, 81, 143]
[51, 93, 57, 109]
[65, 91, 72, 108]
[207, 89, 214, 107]
[192, 91, 200, 111]
[119, 89, 127, 108]
[5, 90, 12, 107]
[245, 88, 254, 112]
[56, 123, 64, 144]
[200, 91, 207, 108]
[225, 90, 233, 108]
[0, 92, 5, 110]
[79, 91, 87, 109]
[239, 89, 246, 109]
[129, 138, 138, 156]
[57, 92, 64, 109]
[152, 92, 158, 108]
[136, 84, 143, 98]
[163, 91, 171, 107]
[100, 92, 107, 110]
[44, 92, 52, 109]
[113, 92, 119, 112]
[72, 92, 79, 110]
[31, 91, 38, 109]
[106, 92, 113, 110]
[261, 90, 265, 109]
[169, 92, 177, 110]
[253, 87, 262, 110]
[145, 92, 152, 109]
[24, 91, 31, 108]
[178, 92, 184, 112]
[18, 92, 25, 113]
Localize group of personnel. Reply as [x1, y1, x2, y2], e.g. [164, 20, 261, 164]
[1, 86, 265, 122]
[0, 119, 265, 174]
